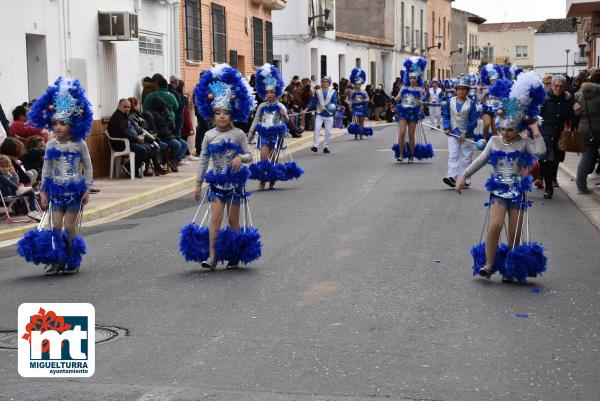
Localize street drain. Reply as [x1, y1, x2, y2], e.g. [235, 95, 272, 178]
[0, 326, 127, 350]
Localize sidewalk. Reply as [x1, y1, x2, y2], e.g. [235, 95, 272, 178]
[557, 153, 600, 230]
[1, 123, 380, 243]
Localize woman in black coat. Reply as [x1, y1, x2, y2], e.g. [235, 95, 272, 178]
[539, 75, 574, 199]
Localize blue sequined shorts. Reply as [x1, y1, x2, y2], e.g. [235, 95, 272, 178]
[208, 185, 245, 204]
[489, 194, 527, 210]
[50, 194, 83, 213]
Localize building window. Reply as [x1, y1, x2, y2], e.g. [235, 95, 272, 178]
[265, 21, 273, 64]
[185, 0, 202, 62]
[139, 34, 163, 55]
[411, 5, 415, 49]
[483, 46, 494, 61]
[420, 9, 424, 50]
[415, 29, 420, 50]
[405, 26, 410, 47]
[516, 45, 528, 58]
[321, 55, 327, 77]
[211, 3, 227, 63]
[253, 17, 264, 66]
[432, 11, 435, 46]
[424, 32, 429, 51]
[443, 17, 446, 50]
[356, 57, 361, 68]
[401, 2, 405, 47]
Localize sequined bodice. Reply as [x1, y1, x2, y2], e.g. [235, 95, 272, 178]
[486, 95, 501, 108]
[260, 110, 282, 128]
[402, 94, 419, 107]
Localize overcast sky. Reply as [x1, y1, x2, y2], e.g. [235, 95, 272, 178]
[452, 0, 566, 23]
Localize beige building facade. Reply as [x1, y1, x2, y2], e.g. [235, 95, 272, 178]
[478, 21, 544, 69]
[426, 0, 453, 81]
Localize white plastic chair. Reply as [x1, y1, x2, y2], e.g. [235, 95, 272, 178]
[105, 130, 135, 180]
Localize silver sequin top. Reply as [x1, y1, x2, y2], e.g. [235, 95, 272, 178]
[41, 138, 93, 193]
[196, 127, 252, 183]
[249, 101, 289, 133]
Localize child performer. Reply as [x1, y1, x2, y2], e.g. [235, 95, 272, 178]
[23, 77, 94, 275]
[193, 64, 256, 270]
[347, 68, 370, 140]
[304, 76, 338, 154]
[393, 57, 427, 162]
[480, 64, 505, 139]
[441, 77, 479, 188]
[456, 71, 548, 283]
[427, 78, 444, 129]
[248, 63, 289, 190]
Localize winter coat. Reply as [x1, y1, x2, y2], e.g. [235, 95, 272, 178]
[575, 82, 600, 142]
[147, 97, 176, 143]
[142, 88, 180, 124]
[539, 91, 574, 162]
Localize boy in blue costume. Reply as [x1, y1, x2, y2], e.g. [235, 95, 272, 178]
[304, 76, 338, 154]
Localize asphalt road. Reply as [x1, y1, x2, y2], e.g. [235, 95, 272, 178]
[1, 124, 599, 401]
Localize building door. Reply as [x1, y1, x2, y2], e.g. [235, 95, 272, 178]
[430, 59, 436, 80]
[381, 53, 391, 91]
[370, 61, 376, 85]
[139, 31, 165, 78]
[26, 34, 48, 101]
[320, 55, 327, 78]
[338, 54, 346, 81]
[311, 48, 318, 79]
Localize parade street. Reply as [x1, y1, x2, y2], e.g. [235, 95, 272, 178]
[1, 125, 599, 401]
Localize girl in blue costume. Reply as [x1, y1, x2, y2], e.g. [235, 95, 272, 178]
[393, 57, 427, 162]
[17, 77, 93, 275]
[192, 64, 258, 270]
[347, 68, 372, 140]
[248, 63, 302, 190]
[456, 71, 548, 283]
[480, 64, 505, 140]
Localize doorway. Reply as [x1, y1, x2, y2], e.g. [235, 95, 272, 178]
[26, 34, 48, 101]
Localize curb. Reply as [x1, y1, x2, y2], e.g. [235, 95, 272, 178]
[0, 124, 366, 242]
[557, 163, 600, 231]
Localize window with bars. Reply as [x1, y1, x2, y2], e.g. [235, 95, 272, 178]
[265, 21, 273, 64]
[516, 45, 528, 58]
[139, 34, 163, 55]
[185, 0, 202, 62]
[211, 3, 227, 63]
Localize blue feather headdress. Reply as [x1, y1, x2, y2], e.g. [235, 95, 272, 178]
[503, 63, 524, 82]
[402, 56, 427, 87]
[480, 64, 504, 86]
[193, 64, 256, 122]
[497, 71, 546, 131]
[467, 72, 479, 86]
[255, 63, 284, 99]
[28, 77, 93, 141]
[349, 68, 366, 85]
[489, 78, 512, 100]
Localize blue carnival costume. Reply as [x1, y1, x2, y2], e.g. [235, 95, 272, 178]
[463, 71, 548, 282]
[17, 77, 93, 273]
[347, 68, 373, 138]
[392, 57, 434, 161]
[249, 63, 303, 183]
[480, 64, 505, 117]
[180, 64, 261, 267]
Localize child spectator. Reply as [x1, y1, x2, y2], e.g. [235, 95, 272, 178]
[0, 137, 37, 185]
[0, 154, 41, 221]
[21, 135, 45, 178]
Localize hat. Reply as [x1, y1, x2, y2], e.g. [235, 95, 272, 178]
[349, 68, 366, 85]
[321, 75, 333, 84]
[481, 64, 504, 86]
[28, 77, 93, 141]
[497, 71, 546, 131]
[255, 63, 284, 99]
[194, 64, 256, 122]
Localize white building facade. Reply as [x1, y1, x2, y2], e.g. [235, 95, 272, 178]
[0, 0, 180, 120]
[533, 19, 587, 76]
[272, 0, 427, 92]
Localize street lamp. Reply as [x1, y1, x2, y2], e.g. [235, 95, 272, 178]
[565, 49, 571, 75]
[308, 8, 331, 26]
[450, 40, 465, 56]
[427, 42, 441, 51]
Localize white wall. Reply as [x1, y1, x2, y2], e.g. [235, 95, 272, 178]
[534, 32, 585, 76]
[0, 0, 178, 121]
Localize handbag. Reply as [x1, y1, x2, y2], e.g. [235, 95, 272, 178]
[558, 97, 587, 152]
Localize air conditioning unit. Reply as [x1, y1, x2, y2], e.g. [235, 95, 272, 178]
[98, 12, 138, 41]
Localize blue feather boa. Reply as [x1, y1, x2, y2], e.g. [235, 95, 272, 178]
[471, 242, 510, 276]
[215, 227, 262, 264]
[347, 123, 362, 135]
[488, 150, 537, 169]
[485, 174, 533, 195]
[505, 242, 547, 282]
[179, 223, 210, 263]
[43, 177, 87, 198]
[204, 166, 250, 188]
[204, 140, 244, 157]
[193, 65, 255, 122]
[249, 160, 304, 182]
[45, 147, 81, 161]
[392, 142, 434, 160]
[256, 123, 288, 138]
[362, 127, 374, 137]
[28, 77, 93, 141]
[17, 229, 86, 269]
[489, 78, 512, 100]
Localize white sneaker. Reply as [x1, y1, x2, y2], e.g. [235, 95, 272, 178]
[188, 155, 199, 161]
[27, 211, 42, 221]
[44, 264, 60, 276]
[178, 160, 190, 166]
[587, 172, 600, 181]
[16, 186, 33, 196]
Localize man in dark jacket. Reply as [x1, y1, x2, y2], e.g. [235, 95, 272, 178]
[574, 71, 600, 194]
[107, 99, 152, 178]
[539, 75, 574, 199]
